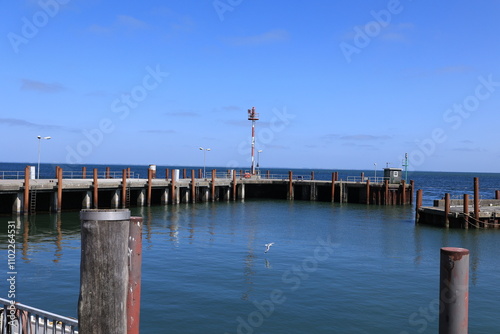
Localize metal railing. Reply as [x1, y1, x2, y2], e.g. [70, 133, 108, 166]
[62, 170, 140, 179]
[0, 171, 25, 180]
[0, 297, 78, 333]
[346, 176, 388, 183]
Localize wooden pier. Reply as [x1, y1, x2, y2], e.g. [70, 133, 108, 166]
[415, 177, 500, 229]
[0, 166, 414, 215]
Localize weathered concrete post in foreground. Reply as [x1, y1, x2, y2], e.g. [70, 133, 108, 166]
[439, 247, 469, 334]
[79, 209, 143, 334]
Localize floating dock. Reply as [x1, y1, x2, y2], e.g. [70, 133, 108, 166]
[0, 166, 414, 215]
[415, 177, 500, 229]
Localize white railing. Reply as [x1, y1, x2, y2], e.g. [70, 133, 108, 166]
[0, 171, 25, 179]
[0, 297, 78, 333]
[62, 171, 140, 179]
[347, 176, 388, 183]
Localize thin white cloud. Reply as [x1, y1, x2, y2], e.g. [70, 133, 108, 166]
[0, 118, 75, 132]
[21, 79, 65, 93]
[88, 14, 149, 35]
[227, 29, 290, 46]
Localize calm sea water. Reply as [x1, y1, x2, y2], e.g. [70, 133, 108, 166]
[1, 163, 500, 333]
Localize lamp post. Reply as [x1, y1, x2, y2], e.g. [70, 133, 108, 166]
[199, 147, 211, 178]
[257, 150, 263, 176]
[37, 135, 51, 179]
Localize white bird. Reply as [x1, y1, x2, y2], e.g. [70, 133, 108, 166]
[264, 242, 274, 253]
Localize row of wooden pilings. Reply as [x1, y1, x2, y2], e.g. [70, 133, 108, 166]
[415, 177, 500, 228]
[77, 209, 470, 333]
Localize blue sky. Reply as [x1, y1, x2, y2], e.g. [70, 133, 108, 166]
[1, 0, 500, 172]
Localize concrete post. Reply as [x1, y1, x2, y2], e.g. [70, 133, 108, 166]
[439, 247, 469, 334]
[172, 169, 179, 204]
[13, 193, 22, 214]
[137, 189, 145, 206]
[82, 191, 92, 209]
[111, 190, 120, 208]
[79, 209, 130, 334]
[161, 188, 169, 205]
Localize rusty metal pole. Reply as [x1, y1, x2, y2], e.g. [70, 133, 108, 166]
[122, 169, 127, 208]
[165, 168, 170, 180]
[82, 167, 87, 179]
[463, 194, 469, 229]
[410, 180, 415, 204]
[23, 166, 30, 215]
[127, 216, 143, 334]
[211, 169, 216, 202]
[384, 179, 389, 205]
[232, 170, 237, 201]
[106, 167, 111, 179]
[444, 193, 450, 228]
[183, 168, 187, 179]
[415, 189, 423, 224]
[496, 190, 500, 200]
[57, 166, 63, 212]
[311, 171, 315, 180]
[473, 177, 480, 226]
[439, 247, 469, 334]
[331, 173, 335, 203]
[401, 179, 406, 205]
[93, 168, 98, 209]
[191, 170, 196, 203]
[147, 169, 152, 206]
[288, 171, 294, 200]
[366, 179, 370, 205]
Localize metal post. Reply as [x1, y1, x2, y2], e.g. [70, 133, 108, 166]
[23, 166, 30, 214]
[122, 169, 127, 208]
[127, 216, 143, 334]
[365, 179, 370, 204]
[331, 173, 335, 203]
[463, 194, 469, 229]
[57, 166, 63, 212]
[473, 177, 480, 226]
[444, 193, 450, 228]
[79, 209, 131, 334]
[288, 171, 294, 200]
[439, 247, 469, 334]
[93, 168, 98, 209]
[415, 189, 423, 224]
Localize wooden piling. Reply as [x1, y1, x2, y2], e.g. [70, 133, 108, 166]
[366, 179, 370, 204]
[331, 173, 335, 202]
[122, 169, 127, 208]
[463, 194, 469, 229]
[415, 189, 423, 223]
[147, 169, 152, 206]
[191, 170, 196, 203]
[79, 209, 131, 334]
[57, 166, 63, 212]
[127, 216, 143, 334]
[93, 168, 98, 209]
[473, 177, 480, 225]
[384, 180, 389, 205]
[444, 193, 450, 228]
[211, 169, 216, 201]
[232, 170, 237, 201]
[23, 166, 30, 215]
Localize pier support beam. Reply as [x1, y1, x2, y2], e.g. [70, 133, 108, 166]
[122, 169, 127, 208]
[171, 169, 179, 204]
[463, 194, 469, 229]
[191, 171, 196, 204]
[211, 170, 216, 202]
[439, 247, 469, 334]
[366, 179, 370, 204]
[473, 177, 480, 227]
[137, 189, 146, 207]
[232, 170, 237, 201]
[237, 184, 245, 200]
[13, 193, 22, 214]
[93, 168, 98, 209]
[111, 190, 120, 208]
[56, 166, 63, 212]
[444, 193, 450, 228]
[161, 188, 170, 205]
[287, 171, 294, 200]
[82, 191, 92, 209]
[415, 189, 423, 224]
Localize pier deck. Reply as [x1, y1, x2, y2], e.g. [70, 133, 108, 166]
[0, 167, 414, 214]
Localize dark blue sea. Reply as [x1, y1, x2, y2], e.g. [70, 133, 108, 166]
[1, 162, 499, 333]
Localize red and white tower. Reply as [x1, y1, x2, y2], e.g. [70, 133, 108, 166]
[247, 107, 259, 175]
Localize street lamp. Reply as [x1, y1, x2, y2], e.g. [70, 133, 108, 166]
[199, 147, 211, 178]
[37, 135, 51, 179]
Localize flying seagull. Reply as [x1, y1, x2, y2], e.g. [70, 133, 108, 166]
[264, 242, 274, 253]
